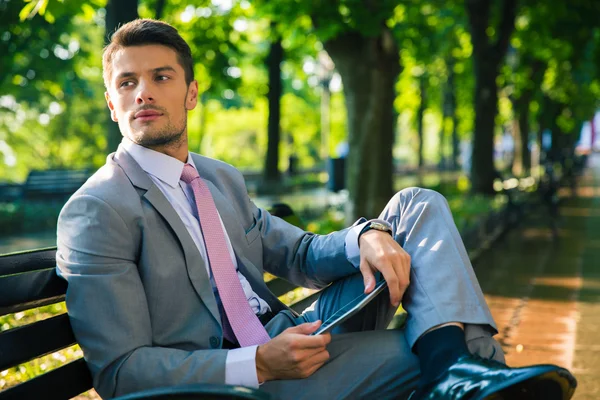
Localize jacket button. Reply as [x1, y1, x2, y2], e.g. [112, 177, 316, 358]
[210, 336, 220, 348]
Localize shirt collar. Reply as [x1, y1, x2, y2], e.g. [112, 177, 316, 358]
[121, 138, 198, 188]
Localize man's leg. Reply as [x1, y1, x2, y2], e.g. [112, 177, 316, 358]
[260, 274, 501, 400]
[299, 187, 504, 359]
[376, 187, 498, 348]
[260, 186, 506, 398]
[260, 328, 421, 400]
[262, 188, 574, 399]
[365, 187, 575, 399]
[298, 269, 503, 363]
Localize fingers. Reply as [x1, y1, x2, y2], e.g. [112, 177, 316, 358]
[378, 261, 401, 306]
[360, 260, 376, 294]
[297, 349, 330, 377]
[286, 320, 321, 335]
[360, 234, 411, 306]
[284, 322, 331, 349]
[385, 248, 410, 306]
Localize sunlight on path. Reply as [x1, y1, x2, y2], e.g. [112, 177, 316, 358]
[476, 154, 600, 399]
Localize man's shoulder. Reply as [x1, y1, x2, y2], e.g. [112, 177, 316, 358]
[191, 152, 239, 173]
[190, 153, 245, 186]
[68, 159, 137, 206]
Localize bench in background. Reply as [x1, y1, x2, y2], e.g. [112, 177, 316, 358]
[22, 169, 91, 203]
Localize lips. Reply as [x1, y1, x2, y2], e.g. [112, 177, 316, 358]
[134, 109, 162, 119]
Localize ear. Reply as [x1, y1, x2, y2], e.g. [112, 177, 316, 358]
[185, 81, 199, 111]
[105, 91, 118, 122]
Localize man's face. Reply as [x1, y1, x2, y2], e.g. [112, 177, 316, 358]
[105, 44, 198, 148]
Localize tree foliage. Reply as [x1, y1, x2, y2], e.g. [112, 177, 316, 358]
[0, 0, 599, 216]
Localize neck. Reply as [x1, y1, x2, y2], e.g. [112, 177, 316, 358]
[125, 133, 189, 163]
[147, 136, 189, 162]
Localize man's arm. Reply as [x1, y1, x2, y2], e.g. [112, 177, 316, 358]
[57, 194, 228, 398]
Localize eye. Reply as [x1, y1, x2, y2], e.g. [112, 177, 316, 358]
[156, 75, 170, 81]
[119, 80, 134, 88]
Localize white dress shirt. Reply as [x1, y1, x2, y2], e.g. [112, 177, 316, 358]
[122, 139, 365, 388]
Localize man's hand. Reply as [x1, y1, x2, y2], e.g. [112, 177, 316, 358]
[359, 230, 411, 307]
[255, 321, 331, 383]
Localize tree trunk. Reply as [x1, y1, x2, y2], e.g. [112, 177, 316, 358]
[466, 0, 517, 194]
[448, 64, 459, 170]
[417, 74, 427, 168]
[105, 0, 139, 153]
[518, 110, 530, 171]
[471, 65, 500, 193]
[511, 117, 523, 175]
[324, 29, 401, 221]
[441, 57, 456, 169]
[438, 114, 447, 170]
[155, 0, 166, 19]
[263, 33, 283, 185]
[513, 60, 546, 175]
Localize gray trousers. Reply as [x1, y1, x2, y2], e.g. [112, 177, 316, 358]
[261, 188, 504, 400]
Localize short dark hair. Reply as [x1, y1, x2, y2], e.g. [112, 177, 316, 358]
[102, 19, 194, 87]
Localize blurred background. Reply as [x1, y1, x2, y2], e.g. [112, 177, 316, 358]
[1, 0, 600, 398]
[0, 0, 598, 247]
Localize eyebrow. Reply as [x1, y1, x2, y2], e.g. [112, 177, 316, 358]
[114, 66, 178, 82]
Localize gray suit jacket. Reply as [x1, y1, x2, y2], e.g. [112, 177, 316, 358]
[56, 145, 357, 398]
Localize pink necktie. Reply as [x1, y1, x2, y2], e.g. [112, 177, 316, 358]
[181, 164, 271, 347]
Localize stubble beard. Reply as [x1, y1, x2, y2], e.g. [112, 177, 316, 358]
[125, 111, 187, 149]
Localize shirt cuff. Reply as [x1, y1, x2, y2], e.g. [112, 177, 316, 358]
[225, 345, 259, 388]
[345, 217, 368, 268]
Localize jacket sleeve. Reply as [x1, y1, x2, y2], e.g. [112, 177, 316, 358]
[223, 167, 359, 289]
[56, 194, 228, 399]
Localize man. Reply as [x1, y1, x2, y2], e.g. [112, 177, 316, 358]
[56, 19, 577, 400]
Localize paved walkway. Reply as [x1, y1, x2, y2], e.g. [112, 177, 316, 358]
[474, 153, 600, 399]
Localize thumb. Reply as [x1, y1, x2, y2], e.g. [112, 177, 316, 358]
[286, 320, 321, 335]
[360, 259, 376, 294]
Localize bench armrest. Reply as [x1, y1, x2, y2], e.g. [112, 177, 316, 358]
[111, 384, 271, 400]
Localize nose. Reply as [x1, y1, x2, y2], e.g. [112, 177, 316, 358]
[135, 81, 155, 104]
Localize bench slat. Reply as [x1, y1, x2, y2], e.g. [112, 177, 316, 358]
[0, 359, 92, 400]
[265, 278, 299, 297]
[0, 269, 66, 316]
[0, 248, 57, 276]
[0, 314, 76, 371]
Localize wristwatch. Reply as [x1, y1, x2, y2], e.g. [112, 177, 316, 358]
[359, 219, 393, 239]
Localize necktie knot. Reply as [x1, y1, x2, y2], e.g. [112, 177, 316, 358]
[181, 164, 199, 184]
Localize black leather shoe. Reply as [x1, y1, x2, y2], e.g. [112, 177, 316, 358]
[408, 354, 577, 400]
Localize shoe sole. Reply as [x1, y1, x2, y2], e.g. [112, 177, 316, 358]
[482, 368, 577, 400]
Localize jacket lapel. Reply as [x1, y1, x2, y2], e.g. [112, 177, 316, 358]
[190, 154, 291, 312]
[204, 180, 291, 315]
[112, 145, 222, 326]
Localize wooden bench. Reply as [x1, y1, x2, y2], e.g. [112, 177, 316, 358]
[0, 248, 306, 399]
[21, 169, 91, 203]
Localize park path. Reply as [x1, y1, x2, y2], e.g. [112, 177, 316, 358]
[474, 153, 600, 399]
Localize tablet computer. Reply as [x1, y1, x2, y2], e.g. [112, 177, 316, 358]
[310, 279, 389, 336]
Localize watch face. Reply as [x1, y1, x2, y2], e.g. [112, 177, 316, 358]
[371, 222, 392, 232]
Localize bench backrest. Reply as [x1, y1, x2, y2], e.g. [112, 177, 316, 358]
[0, 248, 93, 400]
[23, 169, 91, 201]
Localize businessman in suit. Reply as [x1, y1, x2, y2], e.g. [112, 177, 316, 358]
[56, 19, 576, 400]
